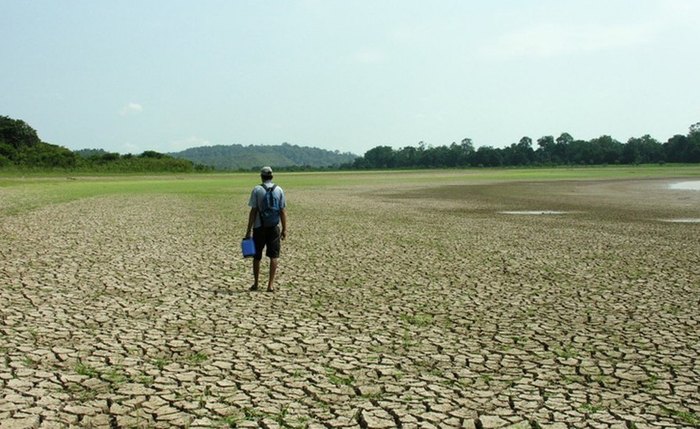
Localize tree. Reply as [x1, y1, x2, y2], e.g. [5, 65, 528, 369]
[686, 123, 700, 162]
[663, 124, 700, 163]
[554, 133, 574, 163]
[536, 135, 556, 164]
[0, 116, 41, 150]
[0, 141, 17, 161]
[503, 136, 534, 165]
[432, 145, 453, 167]
[568, 139, 594, 164]
[98, 152, 120, 162]
[588, 135, 623, 164]
[623, 135, 663, 164]
[556, 132, 574, 145]
[139, 150, 165, 159]
[690, 122, 700, 135]
[16, 142, 78, 168]
[454, 138, 475, 166]
[664, 135, 689, 163]
[472, 146, 503, 167]
[460, 138, 474, 153]
[363, 146, 395, 168]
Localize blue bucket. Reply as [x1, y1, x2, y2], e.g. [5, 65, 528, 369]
[241, 238, 256, 258]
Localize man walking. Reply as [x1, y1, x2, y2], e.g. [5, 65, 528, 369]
[245, 166, 287, 292]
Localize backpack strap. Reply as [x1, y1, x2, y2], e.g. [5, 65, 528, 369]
[261, 184, 277, 212]
[257, 183, 277, 227]
[260, 183, 276, 192]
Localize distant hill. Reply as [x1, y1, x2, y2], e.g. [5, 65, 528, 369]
[169, 143, 358, 170]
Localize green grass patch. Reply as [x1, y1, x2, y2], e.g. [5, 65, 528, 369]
[136, 375, 155, 386]
[151, 358, 170, 370]
[661, 407, 700, 426]
[553, 344, 579, 359]
[579, 402, 604, 414]
[642, 374, 659, 390]
[22, 356, 38, 368]
[219, 413, 243, 427]
[242, 407, 265, 421]
[400, 313, 434, 327]
[74, 361, 98, 378]
[325, 368, 354, 386]
[187, 352, 209, 364]
[479, 373, 493, 384]
[101, 368, 128, 384]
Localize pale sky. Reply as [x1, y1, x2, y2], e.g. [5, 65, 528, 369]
[2, 0, 699, 155]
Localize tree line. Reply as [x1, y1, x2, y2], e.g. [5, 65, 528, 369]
[4, 114, 700, 172]
[349, 124, 700, 169]
[0, 116, 210, 172]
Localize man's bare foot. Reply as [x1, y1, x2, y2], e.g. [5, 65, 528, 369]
[249, 284, 259, 291]
[266, 287, 274, 293]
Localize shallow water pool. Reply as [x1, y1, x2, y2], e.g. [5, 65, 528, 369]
[669, 181, 700, 191]
[498, 210, 569, 215]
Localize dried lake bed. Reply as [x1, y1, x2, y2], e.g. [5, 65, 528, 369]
[1, 171, 699, 428]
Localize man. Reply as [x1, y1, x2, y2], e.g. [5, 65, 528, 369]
[245, 166, 287, 292]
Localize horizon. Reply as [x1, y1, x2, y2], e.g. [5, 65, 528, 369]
[71, 141, 360, 157]
[2, 1, 699, 156]
[73, 127, 693, 159]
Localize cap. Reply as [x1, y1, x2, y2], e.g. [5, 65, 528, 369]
[260, 166, 273, 175]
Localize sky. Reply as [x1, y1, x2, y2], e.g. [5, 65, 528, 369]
[2, 0, 699, 156]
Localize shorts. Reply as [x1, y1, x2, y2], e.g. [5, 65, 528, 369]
[253, 226, 281, 260]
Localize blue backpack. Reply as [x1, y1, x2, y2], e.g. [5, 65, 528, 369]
[259, 184, 281, 227]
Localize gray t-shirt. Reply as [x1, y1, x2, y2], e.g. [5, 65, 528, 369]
[248, 181, 286, 228]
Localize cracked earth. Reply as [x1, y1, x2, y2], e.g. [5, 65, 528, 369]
[1, 176, 699, 428]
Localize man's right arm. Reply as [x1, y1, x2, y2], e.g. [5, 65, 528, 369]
[245, 187, 259, 238]
[245, 207, 257, 238]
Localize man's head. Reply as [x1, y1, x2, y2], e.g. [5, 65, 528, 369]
[260, 166, 273, 181]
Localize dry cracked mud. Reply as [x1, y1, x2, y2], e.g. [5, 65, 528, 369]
[1, 177, 699, 428]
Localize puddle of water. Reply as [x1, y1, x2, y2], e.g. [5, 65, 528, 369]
[499, 210, 569, 215]
[657, 218, 700, 223]
[669, 181, 700, 191]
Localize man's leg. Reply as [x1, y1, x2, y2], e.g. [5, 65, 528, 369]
[266, 226, 281, 292]
[267, 258, 278, 291]
[250, 258, 261, 290]
[251, 226, 265, 291]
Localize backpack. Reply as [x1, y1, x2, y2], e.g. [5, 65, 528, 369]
[258, 184, 281, 227]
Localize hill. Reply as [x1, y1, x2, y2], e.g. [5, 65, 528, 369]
[169, 143, 358, 170]
[1, 115, 80, 169]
